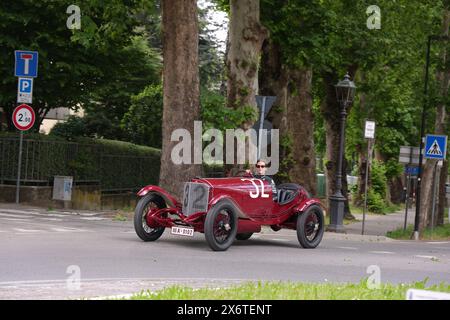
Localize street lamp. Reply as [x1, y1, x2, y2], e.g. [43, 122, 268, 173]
[327, 73, 356, 233]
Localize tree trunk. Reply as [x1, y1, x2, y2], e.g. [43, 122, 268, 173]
[286, 68, 317, 195]
[226, 0, 268, 127]
[322, 69, 357, 219]
[419, 6, 449, 231]
[435, 7, 449, 226]
[225, 0, 267, 175]
[159, 0, 201, 199]
[389, 176, 404, 204]
[259, 40, 316, 194]
[259, 39, 289, 182]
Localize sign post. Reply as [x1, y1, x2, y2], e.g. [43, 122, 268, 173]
[12, 104, 35, 204]
[255, 96, 276, 160]
[399, 146, 420, 231]
[362, 120, 375, 235]
[13, 50, 38, 204]
[423, 135, 447, 236]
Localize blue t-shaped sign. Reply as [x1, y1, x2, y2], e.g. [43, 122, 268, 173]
[15, 50, 38, 78]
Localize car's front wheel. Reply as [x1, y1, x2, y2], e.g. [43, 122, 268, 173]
[204, 201, 238, 251]
[134, 193, 166, 242]
[296, 205, 324, 248]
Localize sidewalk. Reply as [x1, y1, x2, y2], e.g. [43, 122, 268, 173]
[344, 208, 413, 237]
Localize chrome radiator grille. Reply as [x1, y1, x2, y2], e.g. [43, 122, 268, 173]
[182, 182, 210, 216]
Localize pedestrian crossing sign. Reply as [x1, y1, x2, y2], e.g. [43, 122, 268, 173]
[424, 134, 447, 160]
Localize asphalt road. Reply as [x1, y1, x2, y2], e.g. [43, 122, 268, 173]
[0, 206, 448, 299]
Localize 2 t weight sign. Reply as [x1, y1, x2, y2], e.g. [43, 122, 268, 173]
[12, 104, 35, 131]
[17, 113, 31, 123]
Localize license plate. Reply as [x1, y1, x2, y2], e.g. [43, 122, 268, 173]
[171, 226, 194, 237]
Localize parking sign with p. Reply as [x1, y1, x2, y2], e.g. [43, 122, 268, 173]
[17, 77, 33, 103]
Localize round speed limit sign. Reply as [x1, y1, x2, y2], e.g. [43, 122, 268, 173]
[12, 104, 35, 131]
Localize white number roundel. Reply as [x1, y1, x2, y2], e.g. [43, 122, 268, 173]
[12, 104, 35, 131]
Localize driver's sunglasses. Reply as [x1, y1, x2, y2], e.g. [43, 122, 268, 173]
[256, 165, 265, 168]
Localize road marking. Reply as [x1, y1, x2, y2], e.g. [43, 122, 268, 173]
[2, 218, 28, 222]
[426, 241, 450, 245]
[13, 228, 44, 233]
[370, 251, 395, 255]
[0, 213, 28, 219]
[80, 217, 106, 221]
[337, 246, 358, 250]
[38, 218, 63, 222]
[271, 238, 290, 242]
[50, 227, 87, 233]
[414, 255, 438, 260]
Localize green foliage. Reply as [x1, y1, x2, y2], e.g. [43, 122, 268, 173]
[0, 133, 160, 190]
[200, 90, 257, 130]
[388, 224, 450, 240]
[50, 113, 118, 140]
[0, 0, 153, 131]
[121, 84, 163, 148]
[198, 5, 225, 90]
[371, 160, 388, 200]
[366, 188, 385, 214]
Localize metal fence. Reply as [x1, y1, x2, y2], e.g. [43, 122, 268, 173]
[0, 137, 160, 192]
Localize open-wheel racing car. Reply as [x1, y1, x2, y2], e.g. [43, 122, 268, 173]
[134, 173, 325, 251]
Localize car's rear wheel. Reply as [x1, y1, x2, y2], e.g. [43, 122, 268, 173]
[204, 202, 238, 251]
[134, 193, 166, 242]
[296, 205, 324, 248]
[236, 233, 253, 240]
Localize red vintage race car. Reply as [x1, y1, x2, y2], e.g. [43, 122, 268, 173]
[133, 172, 325, 251]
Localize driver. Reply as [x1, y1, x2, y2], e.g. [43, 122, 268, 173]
[246, 159, 277, 200]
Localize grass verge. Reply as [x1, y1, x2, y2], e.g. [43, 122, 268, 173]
[127, 279, 449, 300]
[387, 223, 450, 240]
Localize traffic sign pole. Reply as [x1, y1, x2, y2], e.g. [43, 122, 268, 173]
[13, 50, 38, 204]
[12, 104, 35, 204]
[15, 131, 23, 204]
[362, 120, 375, 235]
[403, 172, 411, 231]
[362, 139, 370, 235]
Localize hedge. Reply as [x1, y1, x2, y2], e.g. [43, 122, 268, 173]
[0, 132, 161, 191]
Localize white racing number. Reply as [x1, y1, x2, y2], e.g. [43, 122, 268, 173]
[240, 178, 269, 199]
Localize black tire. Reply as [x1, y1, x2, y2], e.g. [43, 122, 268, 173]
[296, 205, 324, 248]
[236, 233, 253, 241]
[134, 193, 166, 242]
[204, 201, 238, 251]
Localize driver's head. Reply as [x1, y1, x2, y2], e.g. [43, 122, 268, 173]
[256, 159, 267, 175]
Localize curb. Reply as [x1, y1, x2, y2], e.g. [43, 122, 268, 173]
[323, 232, 393, 242]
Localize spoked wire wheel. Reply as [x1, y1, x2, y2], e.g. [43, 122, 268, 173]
[205, 202, 238, 251]
[134, 193, 166, 241]
[296, 205, 324, 248]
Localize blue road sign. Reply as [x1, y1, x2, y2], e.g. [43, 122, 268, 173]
[424, 134, 447, 160]
[17, 77, 33, 104]
[405, 166, 419, 175]
[18, 78, 33, 94]
[14, 50, 38, 77]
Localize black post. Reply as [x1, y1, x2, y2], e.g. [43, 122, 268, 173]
[414, 35, 449, 240]
[327, 101, 348, 233]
